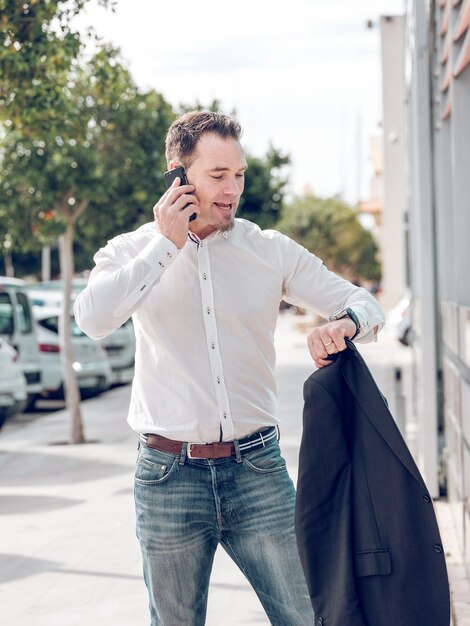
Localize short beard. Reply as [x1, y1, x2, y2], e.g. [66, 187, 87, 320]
[217, 218, 236, 233]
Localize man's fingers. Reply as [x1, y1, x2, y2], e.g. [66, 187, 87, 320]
[307, 324, 351, 367]
[315, 357, 334, 369]
[173, 193, 198, 211]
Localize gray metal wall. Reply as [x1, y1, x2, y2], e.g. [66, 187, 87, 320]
[405, 0, 470, 573]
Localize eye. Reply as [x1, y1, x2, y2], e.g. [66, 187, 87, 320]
[236, 173, 245, 178]
[211, 175, 223, 180]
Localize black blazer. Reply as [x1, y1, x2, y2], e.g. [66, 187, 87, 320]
[295, 340, 450, 626]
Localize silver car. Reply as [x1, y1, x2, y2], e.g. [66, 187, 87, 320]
[0, 337, 27, 428]
[27, 280, 135, 386]
[0, 277, 43, 408]
[34, 307, 112, 399]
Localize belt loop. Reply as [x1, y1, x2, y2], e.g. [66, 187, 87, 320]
[233, 438, 242, 463]
[275, 425, 280, 442]
[179, 442, 187, 465]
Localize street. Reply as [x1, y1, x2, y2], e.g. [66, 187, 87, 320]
[0, 313, 466, 625]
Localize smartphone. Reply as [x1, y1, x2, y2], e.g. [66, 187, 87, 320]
[163, 166, 197, 222]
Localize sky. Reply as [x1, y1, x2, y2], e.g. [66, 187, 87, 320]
[77, 0, 405, 204]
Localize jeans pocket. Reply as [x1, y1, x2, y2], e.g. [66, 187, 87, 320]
[135, 449, 178, 486]
[242, 443, 287, 474]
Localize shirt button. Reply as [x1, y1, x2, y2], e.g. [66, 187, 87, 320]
[433, 544, 443, 554]
[211, 342, 215, 349]
[207, 307, 210, 314]
[223, 412, 227, 419]
[216, 377, 220, 384]
[203, 273, 207, 280]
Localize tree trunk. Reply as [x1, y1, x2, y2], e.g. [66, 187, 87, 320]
[41, 245, 51, 282]
[58, 224, 85, 444]
[4, 252, 14, 277]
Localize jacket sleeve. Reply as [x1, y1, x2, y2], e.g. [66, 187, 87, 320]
[295, 376, 367, 626]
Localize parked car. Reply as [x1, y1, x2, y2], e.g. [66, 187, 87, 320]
[26, 278, 88, 309]
[387, 291, 413, 346]
[27, 280, 135, 385]
[33, 306, 112, 399]
[99, 318, 135, 385]
[0, 337, 27, 428]
[0, 277, 43, 408]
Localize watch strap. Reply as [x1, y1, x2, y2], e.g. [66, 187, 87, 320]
[345, 307, 360, 340]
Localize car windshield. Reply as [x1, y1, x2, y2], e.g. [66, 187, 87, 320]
[38, 315, 86, 337]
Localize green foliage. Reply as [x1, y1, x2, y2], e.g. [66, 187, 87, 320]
[0, 22, 291, 276]
[238, 146, 290, 230]
[276, 194, 381, 283]
[74, 51, 175, 268]
[0, 45, 175, 272]
[0, 0, 114, 137]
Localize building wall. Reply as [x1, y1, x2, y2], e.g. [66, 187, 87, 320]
[404, 0, 441, 497]
[431, 0, 470, 572]
[402, 0, 470, 573]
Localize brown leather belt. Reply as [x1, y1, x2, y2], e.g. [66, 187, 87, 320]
[141, 426, 277, 460]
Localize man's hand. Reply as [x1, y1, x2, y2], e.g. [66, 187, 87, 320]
[153, 177, 199, 249]
[307, 318, 357, 369]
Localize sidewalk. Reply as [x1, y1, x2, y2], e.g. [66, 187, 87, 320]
[0, 312, 468, 625]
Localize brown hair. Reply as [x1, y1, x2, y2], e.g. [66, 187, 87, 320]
[165, 111, 242, 168]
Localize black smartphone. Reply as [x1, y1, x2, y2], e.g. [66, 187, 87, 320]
[163, 166, 197, 222]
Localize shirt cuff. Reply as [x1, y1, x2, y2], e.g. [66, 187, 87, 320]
[350, 303, 384, 342]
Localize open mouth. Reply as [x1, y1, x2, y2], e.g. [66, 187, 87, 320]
[214, 202, 232, 211]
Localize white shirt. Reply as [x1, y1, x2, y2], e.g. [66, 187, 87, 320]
[74, 219, 385, 442]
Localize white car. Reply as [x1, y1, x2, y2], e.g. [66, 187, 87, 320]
[27, 280, 135, 385]
[0, 277, 43, 408]
[34, 307, 112, 399]
[99, 318, 135, 385]
[387, 291, 413, 346]
[0, 337, 27, 428]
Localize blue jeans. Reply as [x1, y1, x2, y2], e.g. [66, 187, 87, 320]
[134, 435, 314, 626]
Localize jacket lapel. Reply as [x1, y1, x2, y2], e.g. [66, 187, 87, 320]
[341, 344, 426, 490]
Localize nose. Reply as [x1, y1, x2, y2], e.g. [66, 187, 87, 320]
[224, 177, 242, 197]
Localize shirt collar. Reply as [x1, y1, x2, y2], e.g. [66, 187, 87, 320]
[187, 229, 230, 245]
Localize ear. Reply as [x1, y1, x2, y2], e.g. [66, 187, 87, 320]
[168, 161, 181, 170]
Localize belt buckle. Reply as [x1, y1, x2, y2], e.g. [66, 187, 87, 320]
[186, 442, 199, 459]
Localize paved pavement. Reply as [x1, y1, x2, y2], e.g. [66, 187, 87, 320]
[0, 312, 468, 625]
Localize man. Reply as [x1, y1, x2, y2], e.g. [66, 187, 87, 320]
[74, 111, 385, 626]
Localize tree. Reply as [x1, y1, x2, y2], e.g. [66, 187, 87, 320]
[0, 43, 175, 442]
[237, 146, 290, 230]
[0, 0, 113, 136]
[73, 54, 174, 268]
[1, 0, 112, 444]
[276, 194, 381, 284]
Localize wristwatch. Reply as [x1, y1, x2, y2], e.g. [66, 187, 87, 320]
[329, 307, 361, 340]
